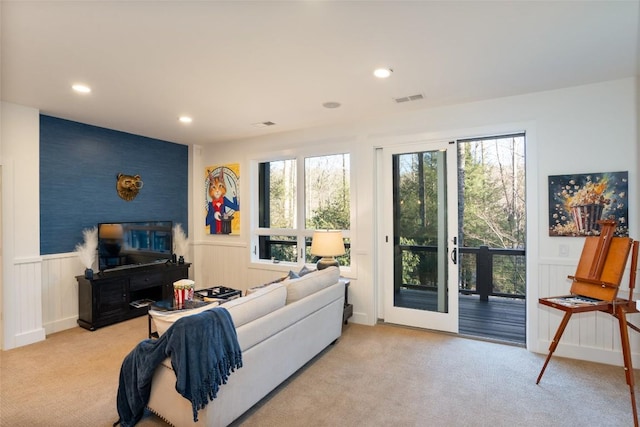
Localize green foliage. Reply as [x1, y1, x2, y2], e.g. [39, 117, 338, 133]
[400, 237, 420, 285]
[259, 154, 351, 265]
[396, 152, 439, 246]
[458, 137, 526, 295]
[394, 152, 443, 286]
[459, 139, 526, 249]
[308, 188, 350, 230]
[305, 154, 351, 230]
[259, 235, 297, 263]
[266, 160, 296, 229]
[269, 244, 297, 263]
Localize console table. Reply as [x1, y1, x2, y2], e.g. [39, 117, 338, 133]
[76, 262, 191, 331]
[342, 278, 353, 324]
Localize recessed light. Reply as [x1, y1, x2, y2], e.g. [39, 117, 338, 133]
[72, 84, 91, 93]
[322, 102, 341, 109]
[373, 68, 393, 79]
[178, 116, 193, 124]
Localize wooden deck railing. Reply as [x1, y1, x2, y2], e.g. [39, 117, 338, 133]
[399, 244, 526, 302]
[459, 246, 526, 301]
[261, 238, 526, 302]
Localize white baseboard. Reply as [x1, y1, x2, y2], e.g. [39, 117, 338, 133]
[13, 327, 46, 348]
[44, 316, 79, 336]
[536, 339, 638, 367]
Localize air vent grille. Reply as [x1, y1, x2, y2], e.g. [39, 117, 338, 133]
[252, 121, 277, 128]
[394, 93, 424, 103]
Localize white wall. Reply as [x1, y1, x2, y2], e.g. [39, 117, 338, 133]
[195, 77, 639, 366]
[2, 78, 638, 363]
[1, 102, 45, 349]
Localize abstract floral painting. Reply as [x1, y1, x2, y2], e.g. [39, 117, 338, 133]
[548, 171, 628, 237]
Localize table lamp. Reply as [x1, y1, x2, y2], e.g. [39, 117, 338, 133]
[310, 230, 346, 270]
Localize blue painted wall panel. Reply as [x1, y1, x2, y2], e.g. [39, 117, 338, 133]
[40, 115, 188, 254]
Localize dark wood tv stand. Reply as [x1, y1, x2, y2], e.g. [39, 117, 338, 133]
[76, 262, 191, 331]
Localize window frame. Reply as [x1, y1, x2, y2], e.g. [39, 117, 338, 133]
[250, 148, 353, 274]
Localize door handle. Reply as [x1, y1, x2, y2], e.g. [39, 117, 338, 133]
[450, 236, 457, 264]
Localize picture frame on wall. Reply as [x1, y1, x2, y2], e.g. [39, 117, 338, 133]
[204, 163, 240, 235]
[548, 170, 628, 237]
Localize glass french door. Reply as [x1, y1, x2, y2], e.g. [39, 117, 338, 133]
[381, 140, 459, 333]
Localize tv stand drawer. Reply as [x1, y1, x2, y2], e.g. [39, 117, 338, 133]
[130, 272, 163, 291]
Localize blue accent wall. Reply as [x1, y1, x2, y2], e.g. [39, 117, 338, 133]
[40, 115, 188, 254]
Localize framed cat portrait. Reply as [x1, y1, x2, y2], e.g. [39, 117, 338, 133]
[204, 163, 240, 235]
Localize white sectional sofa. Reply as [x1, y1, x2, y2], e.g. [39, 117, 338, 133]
[146, 266, 345, 427]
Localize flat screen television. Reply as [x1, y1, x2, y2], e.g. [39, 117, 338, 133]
[98, 221, 173, 271]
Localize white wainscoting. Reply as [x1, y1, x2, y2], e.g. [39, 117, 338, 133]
[38, 243, 287, 338]
[41, 253, 84, 335]
[12, 256, 46, 347]
[193, 241, 249, 290]
[536, 257, 640, 367]
[33, 248, 640, 368]
[192, 240, 289, 292]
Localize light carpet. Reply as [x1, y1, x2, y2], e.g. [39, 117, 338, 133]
[1, 315, 637, 426]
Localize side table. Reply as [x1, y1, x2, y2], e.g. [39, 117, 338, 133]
[147, 285, 241, 338]
[195, 286, 242, 301]
[341, 278, 353, 324]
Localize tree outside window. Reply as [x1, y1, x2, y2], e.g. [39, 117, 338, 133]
[257, 153, 351, 267]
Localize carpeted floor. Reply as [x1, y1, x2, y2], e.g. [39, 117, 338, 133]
[1, 315, 638, 426]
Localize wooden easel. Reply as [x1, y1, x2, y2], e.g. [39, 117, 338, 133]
[537, 220, 640, 426]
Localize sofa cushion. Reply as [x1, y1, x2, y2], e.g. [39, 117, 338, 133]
[150, 301, 220, 336]
[283, 266, 340, 304]
[246, 275, 287, 295]
[222, 282, 287, 328]
[235, 280, 344, 353]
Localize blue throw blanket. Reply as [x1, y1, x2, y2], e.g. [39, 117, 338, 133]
[114, 307, 242, 427]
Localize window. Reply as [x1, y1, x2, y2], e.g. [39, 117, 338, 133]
[255, 153, 351, 267]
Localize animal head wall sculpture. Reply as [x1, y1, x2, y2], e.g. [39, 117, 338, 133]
[116, 173, 143, 201]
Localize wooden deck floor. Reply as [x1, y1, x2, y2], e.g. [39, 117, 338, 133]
[394, 289, 526, 345]
[458, 294, 526, 345]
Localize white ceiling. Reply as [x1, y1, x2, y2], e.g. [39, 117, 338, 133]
[2, 1, 639, 146]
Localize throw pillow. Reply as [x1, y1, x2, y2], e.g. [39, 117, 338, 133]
[298, 265, 315, 276]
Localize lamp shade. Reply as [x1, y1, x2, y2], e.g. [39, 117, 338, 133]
[310, 230, 346, 257]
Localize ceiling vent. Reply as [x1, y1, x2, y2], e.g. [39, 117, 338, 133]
[252, 121, 276, 128]
[394, 93, 424, 103]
